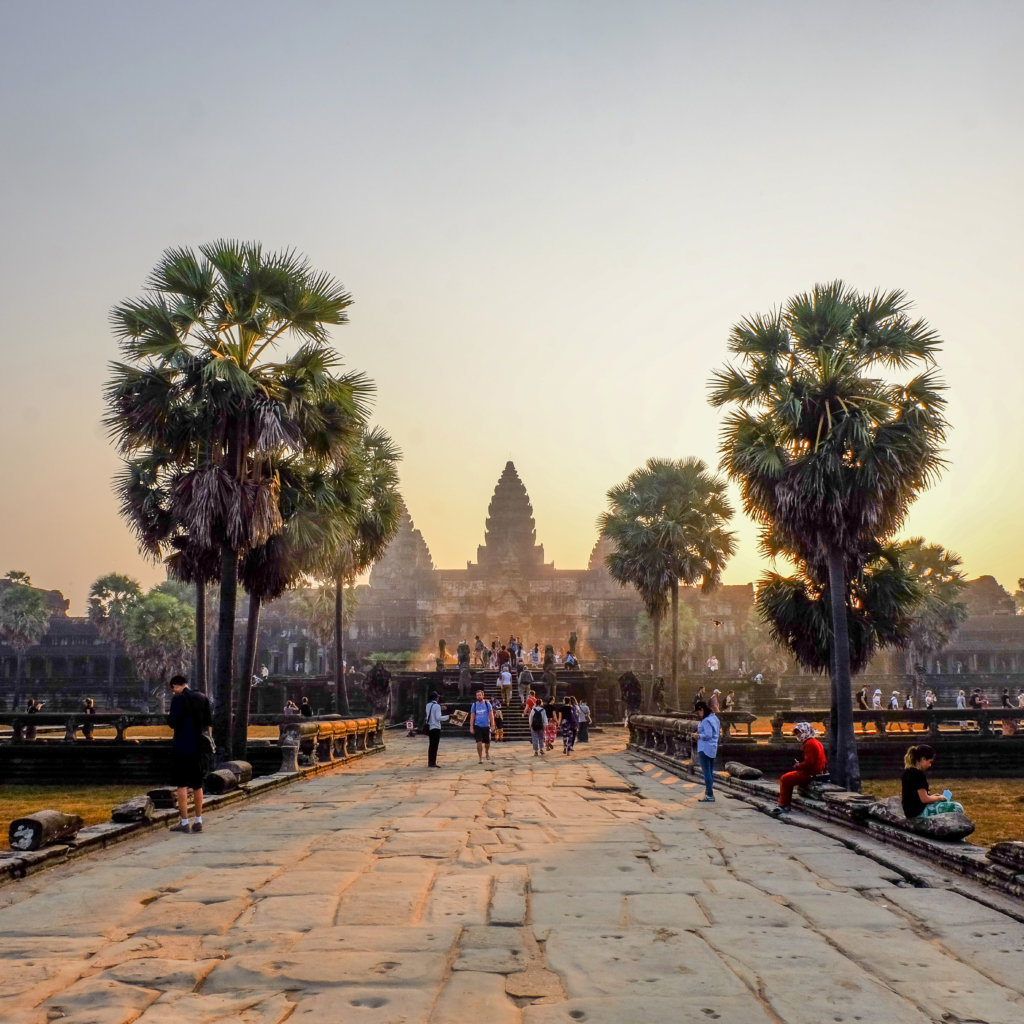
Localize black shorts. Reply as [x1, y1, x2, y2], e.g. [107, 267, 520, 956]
[473, 725, 491, 743]
[171, 751, 208, 790]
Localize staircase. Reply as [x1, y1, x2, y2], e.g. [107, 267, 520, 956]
[471, 672, 532, 742]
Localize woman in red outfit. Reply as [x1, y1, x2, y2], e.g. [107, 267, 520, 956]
[770, 721, 826, 817]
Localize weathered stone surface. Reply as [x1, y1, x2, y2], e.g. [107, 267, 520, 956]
[127, 898, 248, 937]
[987, 840, 1024, 870]
[8, 810, 84, 851]
[222, 759, 254, 784]
[147, 787, 177, 809]
[41, 977, 161, 1022]
[204, 768, 240, 794]
[505, 968, 565, 999]
[724, 761, 762, 780]
[430, 971, 519, 1024]
[101, 957, 221, 989]
[869, 795, 975, 840]
[490, 868, 528, 925]
[111, 795, 155, 824]
[290, 987, 438, 1024]
[523, 996, 777, 1024]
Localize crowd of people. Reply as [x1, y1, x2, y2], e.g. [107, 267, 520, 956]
[471, 635, 580, 670]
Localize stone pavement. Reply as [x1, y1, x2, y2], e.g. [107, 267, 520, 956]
[1, 733, 1023, 1024]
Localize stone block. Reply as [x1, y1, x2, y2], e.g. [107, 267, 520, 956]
[111, 795, 155, 824]
[204, 768, 240, 795]
[430, 971, 519, 1024]
[868, 795, 975, 841]
[147, 787, 177, 809]
[724, 761, 762, 780]
[8, 810, 84, 851]
[222, 760, 254, 784]
[987, 840, 1024, 871]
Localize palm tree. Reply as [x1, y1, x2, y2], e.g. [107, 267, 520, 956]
[0, 573, 52, 710]
[106, 241, 373, 757]
[598, 459, 735, 705]
[893, 538, 967, 699]
[122, 590, 195, 707]
[88, 573, 142, 707]
[709, 281, 948, 789]
[319, 428, 402, 714]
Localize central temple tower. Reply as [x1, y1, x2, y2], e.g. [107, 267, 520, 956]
[471, 461, 547, 574]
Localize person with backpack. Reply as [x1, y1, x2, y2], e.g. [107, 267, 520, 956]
[561, 696, 579, 755]
[529, 700, 548, 756]
[424, 690, 449, 768]
[167, 674, 213, 834]
[467, 688, 495, 763]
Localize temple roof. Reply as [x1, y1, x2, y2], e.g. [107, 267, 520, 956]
[368, 503, 434, 588]
[474, 461, 546, 572]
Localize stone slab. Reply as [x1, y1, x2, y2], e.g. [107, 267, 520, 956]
[522, 995, 777, 1024]
[430, 971, 519, 1024]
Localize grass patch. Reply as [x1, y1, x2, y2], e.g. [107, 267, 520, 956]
[862, 777, 1024, 848]
[1, 784, 146, 851]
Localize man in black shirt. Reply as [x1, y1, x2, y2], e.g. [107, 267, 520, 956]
[167, 675, 212, 834]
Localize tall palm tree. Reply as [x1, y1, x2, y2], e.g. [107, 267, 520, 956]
[320, 428, 402, 714]
[0, 574, 51, 710]
[87, 573, 142, 707]
[709, 281, 948, 789]
[599, 459, 735, 706]
[106, 241, 373, 757]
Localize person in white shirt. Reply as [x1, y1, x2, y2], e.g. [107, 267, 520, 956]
[424, 690, 449, 768]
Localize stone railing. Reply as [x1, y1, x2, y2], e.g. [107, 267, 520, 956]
[276, 716, 384, 773]
[768, 707, 1023, 740]
[0, 712, 168, 742]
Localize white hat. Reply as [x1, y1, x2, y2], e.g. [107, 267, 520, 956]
[874, 689, 882, 695]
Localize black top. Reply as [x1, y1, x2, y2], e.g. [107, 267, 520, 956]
[901, 766, 929, 818]
[300, 703, 313, 717]
[168, 686, 212, 755]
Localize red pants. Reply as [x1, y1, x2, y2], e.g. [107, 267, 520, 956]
[778, 770, 814, 808]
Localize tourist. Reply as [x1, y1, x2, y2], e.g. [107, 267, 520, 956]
[493, 698, 505, 742]
[709, 689, 721, 713]
[856, 686, 870, 732]
[1017, 688, 1024, 710]
[724, 690, 736, 713]
[167, 674, 212, 834]
[693, 685, 706, 709]
[871, 688, 883, 710]
[529, 699, 547, 756]
[498, 663, 513, 703]
[25, 697, 43, 741]
[901, 744, 964, 819]
[706, 655, 719, 674]
[467, 689, 495, 763]
[424, 690, 449, 767]
[530, 643, 540, 666]
[923, 689, 937, 710]
[283, 699, 299, 715]
[1001, 687, 1012, 708]
[695, 700, 720, 803]
[561, 697, 579, 755]
[968, 688, 984, 710]
[474, 635, 485, 665]
[544, 698, 560, 751]
[577, 696, 592, 743]
[522, 688, 539, 719]
[299, 696, 313, 718]
[497, 644, 511, 673]
[81, 696, 96, 740]
[770, 721, 826, 817]
[956, 689, 968, 731]
[565, 650, 579, 669]
[517, 666, 534, 704]
[753, 671, 763, 686]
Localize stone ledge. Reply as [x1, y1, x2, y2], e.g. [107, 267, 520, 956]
[0, 743, 385, 886]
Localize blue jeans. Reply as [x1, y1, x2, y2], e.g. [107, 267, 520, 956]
[698, 751, 715, 798]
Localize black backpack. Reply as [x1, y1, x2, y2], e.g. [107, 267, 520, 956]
[531, 706, 545, 732]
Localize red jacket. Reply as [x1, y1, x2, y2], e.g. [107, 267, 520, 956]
[794, 737, 826, 775]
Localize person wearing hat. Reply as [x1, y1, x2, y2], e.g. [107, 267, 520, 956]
[871, 688, 883, 710]
[424, 691, 449, 768]
[770, 721, 826, 817]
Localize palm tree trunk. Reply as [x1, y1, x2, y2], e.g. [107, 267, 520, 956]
[233, 593, 261, 758]
[670, 580, 679, 707]
[195, 583, 208, 696]
[650, 610, 662, 711]
[826, 548, 860, 791]
[335, 573, 350, 715]
[13, 649, 24, 710]
[108, 640, 117, 709]
[213, 543, 238, 760]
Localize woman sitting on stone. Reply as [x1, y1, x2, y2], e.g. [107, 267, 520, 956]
[901, 744, 964, 819]
[770, 722, 826, 817]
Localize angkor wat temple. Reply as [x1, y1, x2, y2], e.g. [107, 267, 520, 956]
[348, 460, 753, 665]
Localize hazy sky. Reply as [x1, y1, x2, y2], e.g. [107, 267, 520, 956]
[2, 1, 1022, 614]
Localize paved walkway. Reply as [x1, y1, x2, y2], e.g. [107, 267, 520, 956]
[2, 733, 1023, 1024]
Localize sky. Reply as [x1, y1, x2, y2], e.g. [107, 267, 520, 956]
[1, 0, 1022, 614]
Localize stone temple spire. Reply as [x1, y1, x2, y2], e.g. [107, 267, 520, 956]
[368, 503, 434, 589]
[474, 461, 546, 573]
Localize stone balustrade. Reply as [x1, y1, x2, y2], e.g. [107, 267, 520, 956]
[769, 707, 1023, 740]
[0, 712, 168, 742]
[277, 716, 384, 773]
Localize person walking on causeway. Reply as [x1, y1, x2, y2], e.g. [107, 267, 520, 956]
[770, 721, 826, 817]
[467, 688, 495, 763]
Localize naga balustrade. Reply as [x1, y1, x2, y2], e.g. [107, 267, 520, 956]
[769, 707, 1023, 740]
[276, 716, 384, 772]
